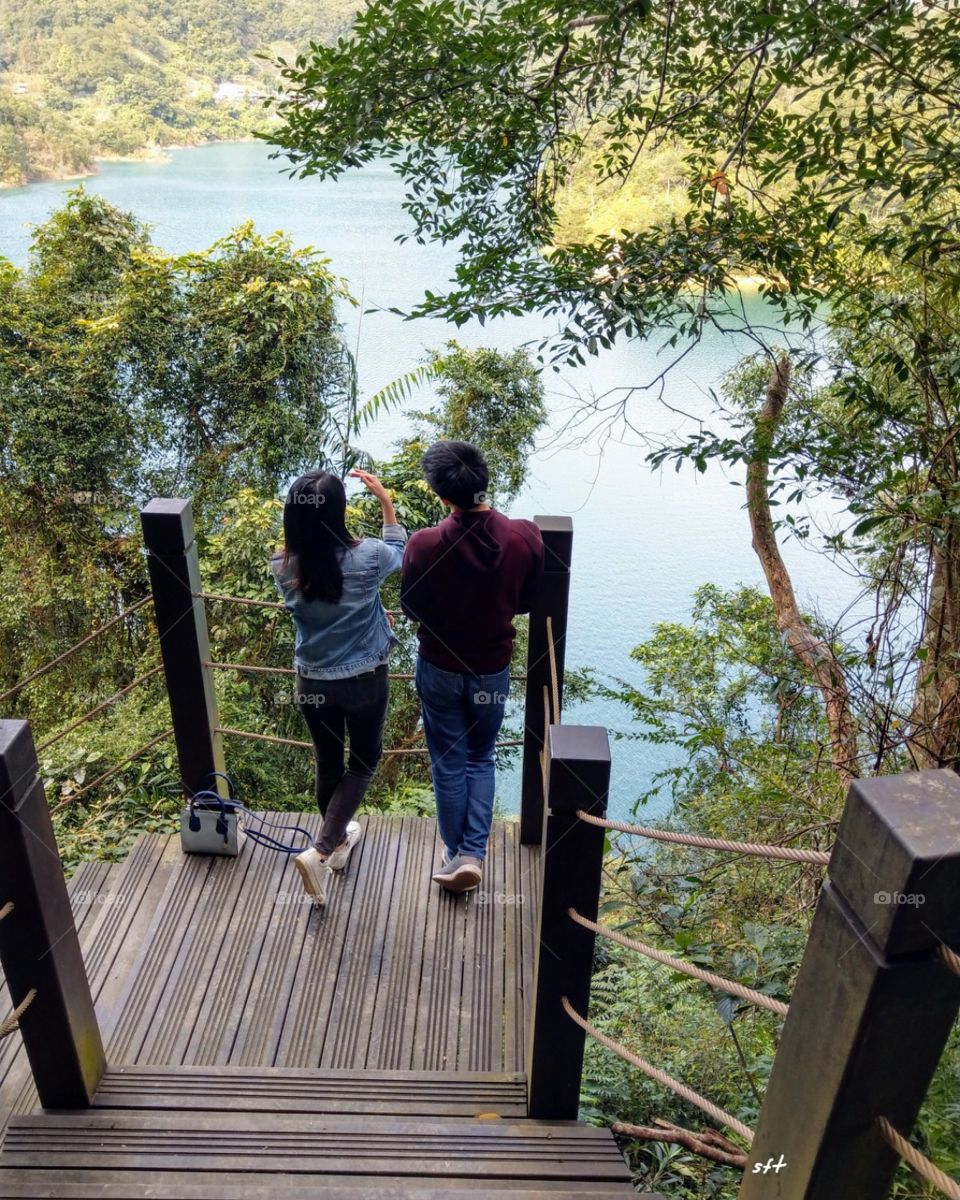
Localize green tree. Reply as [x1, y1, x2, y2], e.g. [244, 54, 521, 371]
[267, 0, 960, 770]
[268, 0, 959, 351]
[0, 189, 355, 718]
[421, 341, 546, 506]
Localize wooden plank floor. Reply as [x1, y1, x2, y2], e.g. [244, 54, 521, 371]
[103, 814, 540, 1073]
[0, 817, 655, 1199]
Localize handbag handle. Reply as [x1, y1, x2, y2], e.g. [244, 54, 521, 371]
[188, 785, 234, 840]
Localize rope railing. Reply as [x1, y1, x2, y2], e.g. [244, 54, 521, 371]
[939, 944, 960, 977]
[209, 661, 295, 676]
[196, 591, 285, 611]
[576, 810, 832, 866]
[876, 1116, 960, 1200]
[197, 591, 403, 618]
[561, 995, 755, 1143]
[0, 988, 37, 1041]
[568, 909, 790, 1017]
[0, 901, 12, 923]
[216, 726, 524, 756]
[206, 661, 527, 683]
[50, 728, 174, 813]
[35, 665, 164, 753]
[0, 596, 154, 706]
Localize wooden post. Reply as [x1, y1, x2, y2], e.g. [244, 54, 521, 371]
[520, 515, 573, 845]
[739, 768, 960, 1199]
[0, 720, 105, 1107]
[140, 498, 225, 797]
[527, 724, 610, 1120]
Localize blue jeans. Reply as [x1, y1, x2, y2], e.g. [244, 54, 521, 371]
[414, 656, 510, 861]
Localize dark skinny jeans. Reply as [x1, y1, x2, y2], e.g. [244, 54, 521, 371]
[295, 665, 388, 856]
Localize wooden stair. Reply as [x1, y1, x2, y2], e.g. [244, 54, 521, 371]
[0, 1066, 654, 1198]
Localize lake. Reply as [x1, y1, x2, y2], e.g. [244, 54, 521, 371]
[0, 142, 860, 819]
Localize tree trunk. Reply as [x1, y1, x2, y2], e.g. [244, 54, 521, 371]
[746, 356, 860, 790]
[910, 522, 960, 767]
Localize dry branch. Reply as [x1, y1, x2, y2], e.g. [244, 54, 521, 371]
[746, 356, 860, 789]
[612, 1117, 748, 1168]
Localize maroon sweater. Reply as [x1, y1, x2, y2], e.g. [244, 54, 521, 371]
[401, 509, 544, 673]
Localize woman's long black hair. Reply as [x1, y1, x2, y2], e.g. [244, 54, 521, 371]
[282, 471, 359, 603]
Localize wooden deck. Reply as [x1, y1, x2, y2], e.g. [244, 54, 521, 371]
[0, 815, 648, 1197]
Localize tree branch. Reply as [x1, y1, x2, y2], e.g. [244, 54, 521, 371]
[613, 1117, 748, 1168]
[746, 356, 860, 789]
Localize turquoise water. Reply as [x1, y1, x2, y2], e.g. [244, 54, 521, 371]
[0, 142, 859, 818]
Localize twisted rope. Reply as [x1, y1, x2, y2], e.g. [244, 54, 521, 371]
[561, 996, 754, 1143]
[939, 944, 960, 977]
[215, 726, 522, 756]
[208, 661, 294, 676]
[207, 661, 526, 684]
[51, 728, 174, 812]
[569, 909, 790, 1016]
[576, 811, 831, 865]
[198, 592, 403, 618]
[196, 591, 285, 611]
[36, 666, 164, 753]
[877, 1117, 960, 1200]
[0, 989, 37, 1041]
[0, 597, 153, 704]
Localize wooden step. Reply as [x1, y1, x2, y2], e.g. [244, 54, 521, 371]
[0, 1110, 641, 1195]
[0, 1178, 660, 1199]
[92, 1064, 529, 1117]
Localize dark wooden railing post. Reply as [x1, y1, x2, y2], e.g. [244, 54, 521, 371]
[739, 768, 960, 1199]
[527, 724, 610, 1120]
[141, 498, 225, 797]
[0, 720, 105, 1106]
[520, 515, 573, 845]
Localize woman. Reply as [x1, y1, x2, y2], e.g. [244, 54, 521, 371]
[271, 468, 406, 906]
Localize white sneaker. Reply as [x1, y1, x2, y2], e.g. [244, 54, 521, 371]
[327, 821, 363, 871]
[295, 847, 332, 905]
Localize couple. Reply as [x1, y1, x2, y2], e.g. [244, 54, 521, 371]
[271, 441, 544, 907]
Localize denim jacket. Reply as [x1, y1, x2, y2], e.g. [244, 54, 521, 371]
[270, 524, 407, 679]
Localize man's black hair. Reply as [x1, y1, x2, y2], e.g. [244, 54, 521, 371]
[422, 440, 490, 509]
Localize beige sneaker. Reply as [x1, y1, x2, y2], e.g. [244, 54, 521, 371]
[432, 854, 482, 893]
[295, 847, 333, 905]
[328, 821, 363, 871]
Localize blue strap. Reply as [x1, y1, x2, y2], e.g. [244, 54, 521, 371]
[234, 803, 315, 855]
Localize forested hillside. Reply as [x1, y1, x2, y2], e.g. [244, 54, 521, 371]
[0, 0, 358, 186]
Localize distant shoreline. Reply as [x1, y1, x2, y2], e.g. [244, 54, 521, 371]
[1, 136, 262, 191]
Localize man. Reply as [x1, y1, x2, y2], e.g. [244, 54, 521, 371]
[401, 440, 544, 893]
